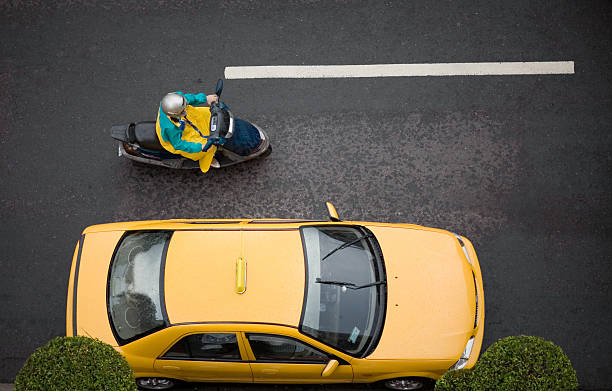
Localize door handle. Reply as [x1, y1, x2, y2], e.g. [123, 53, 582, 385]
[262, 369, 279, 375]
[162, 365, 181, 371]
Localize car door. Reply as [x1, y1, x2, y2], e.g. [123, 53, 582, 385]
[243, 333, 353, 383]
[154, 332, 253, 382]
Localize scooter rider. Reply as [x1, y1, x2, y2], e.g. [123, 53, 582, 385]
[156, 91, 220, 173]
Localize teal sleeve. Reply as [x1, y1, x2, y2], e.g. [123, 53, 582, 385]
[165, 128, 203, 154]
[175, 91, 207, 105]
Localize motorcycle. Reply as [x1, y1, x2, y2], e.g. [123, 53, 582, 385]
[110, 79, 271, 169]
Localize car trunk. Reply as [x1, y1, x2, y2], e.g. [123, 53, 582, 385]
[69, 231, 124, 346]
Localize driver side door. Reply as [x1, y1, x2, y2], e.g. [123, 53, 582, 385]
[243, 333, 353, 383]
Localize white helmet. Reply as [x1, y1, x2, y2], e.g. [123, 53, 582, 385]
[160, 93, 187, 118]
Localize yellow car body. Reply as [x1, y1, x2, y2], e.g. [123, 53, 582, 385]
[66, 211, 484, 389]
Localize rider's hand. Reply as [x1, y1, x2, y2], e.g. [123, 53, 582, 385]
[202, 138, 217, 152]
[207, 94, 219, 105]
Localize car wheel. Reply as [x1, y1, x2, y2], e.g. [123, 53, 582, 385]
[136, 377, 175, 390]
[384, 377, 427, 390]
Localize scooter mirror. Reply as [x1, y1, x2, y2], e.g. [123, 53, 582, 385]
[215, 79, 223, 97]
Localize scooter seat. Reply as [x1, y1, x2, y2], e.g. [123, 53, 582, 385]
[134, 121, 165, 151]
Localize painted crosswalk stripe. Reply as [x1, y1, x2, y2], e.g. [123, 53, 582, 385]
[225, 61, 574, 79]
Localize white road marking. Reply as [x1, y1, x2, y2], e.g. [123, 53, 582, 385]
[225, 61, 574, 79]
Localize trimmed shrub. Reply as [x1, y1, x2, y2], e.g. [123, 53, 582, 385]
[435, 369, 473, 391]
[471, 335, 578, 391]
[15, 336, 137, 391]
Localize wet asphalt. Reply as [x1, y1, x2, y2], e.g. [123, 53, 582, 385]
[1, 1, 611, 389]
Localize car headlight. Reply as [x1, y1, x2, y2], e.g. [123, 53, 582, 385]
[450, 337, 475, 370]
[454, 234, 472, 265]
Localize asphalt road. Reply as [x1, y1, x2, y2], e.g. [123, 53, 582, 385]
[1, 0, 611, 389]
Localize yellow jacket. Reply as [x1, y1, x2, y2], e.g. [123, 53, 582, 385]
[155, 92, 216, 173]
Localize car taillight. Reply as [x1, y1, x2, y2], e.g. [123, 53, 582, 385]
[454, 234, 472, 265]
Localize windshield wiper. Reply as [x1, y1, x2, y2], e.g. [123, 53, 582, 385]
[321, 232, 374, 261]
[315, 277, 386, 290]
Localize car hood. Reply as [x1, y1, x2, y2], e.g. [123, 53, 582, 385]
[365, 225, 476, 360]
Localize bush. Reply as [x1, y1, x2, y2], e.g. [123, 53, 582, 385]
[472, 335, 578, 391]
[435, 369, 473, 391]
[15, 336, 137, 391]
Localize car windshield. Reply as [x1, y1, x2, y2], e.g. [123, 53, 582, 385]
[108, 231, 172, 343]
[300, 226, 386, 357]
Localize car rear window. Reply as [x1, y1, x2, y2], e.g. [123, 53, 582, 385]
[107, 231, 172, 343]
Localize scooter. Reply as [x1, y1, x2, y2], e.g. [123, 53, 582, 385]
[110, 79, 271, 169]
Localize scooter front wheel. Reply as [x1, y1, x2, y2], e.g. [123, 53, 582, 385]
[260, 145, 272, 158]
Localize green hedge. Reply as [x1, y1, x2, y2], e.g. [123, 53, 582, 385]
[435, 369, 473, 391]
[15, 336, 137, 391]
[436, 335, 578, 391]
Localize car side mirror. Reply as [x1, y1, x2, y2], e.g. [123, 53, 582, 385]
[326, 202, 340, 222]
[321, 359, 339, 377]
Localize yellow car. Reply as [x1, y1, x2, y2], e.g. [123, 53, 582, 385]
[66, 203, 484, 390]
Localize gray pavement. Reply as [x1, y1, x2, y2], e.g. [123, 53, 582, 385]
[1, 1, 611, 389]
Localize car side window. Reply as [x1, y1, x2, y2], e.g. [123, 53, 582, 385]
[246, 334, 329, 363]
[163, 333, 241, 360]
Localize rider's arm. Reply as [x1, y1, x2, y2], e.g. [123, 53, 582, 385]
[163, 126, 203, 154]
[175, 91, 207, 105]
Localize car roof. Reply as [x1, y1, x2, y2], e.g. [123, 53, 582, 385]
[82, 219, 324, 233]
[163, 228, 307, 326]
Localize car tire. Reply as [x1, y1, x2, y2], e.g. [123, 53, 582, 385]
[384, 377, 432, 390]
[136, 377, 175, 390]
